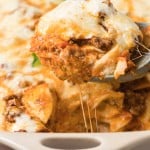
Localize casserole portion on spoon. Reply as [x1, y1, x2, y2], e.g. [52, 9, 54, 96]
[31, 0, 147, 83]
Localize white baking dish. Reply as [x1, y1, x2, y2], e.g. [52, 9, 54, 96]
[0, 131, 150, 150]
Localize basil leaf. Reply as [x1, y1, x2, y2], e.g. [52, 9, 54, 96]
[32, 53, 41, 67]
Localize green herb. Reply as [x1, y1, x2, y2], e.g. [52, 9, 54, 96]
[32, 53, 41, 67]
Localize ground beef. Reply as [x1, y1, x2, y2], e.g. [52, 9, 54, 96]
[123, 90, 146, 116]
[4, 94, 23, 123]
[31, 35, 107, 83]
[120, 82, 148, 116]
[70, 36, 113, 51]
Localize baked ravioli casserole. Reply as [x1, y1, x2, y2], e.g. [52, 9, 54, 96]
[0, 0, 149, 132]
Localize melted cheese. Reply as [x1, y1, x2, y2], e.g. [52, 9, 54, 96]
[38, 1, 109, 39]
[38, 0, 141, 48]
[0, 1, 40, 47]
[0, 0, 62, 132]
[11, 114, 37, 132]
[111, 0, 150, 22]
[27, 0, 64, 6]
[26, 0, 64, 11]
[0, 0, 19, 14]
[0, 0, 53, 97]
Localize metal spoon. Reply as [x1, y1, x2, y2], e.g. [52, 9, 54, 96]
[92, 22, 150, 83]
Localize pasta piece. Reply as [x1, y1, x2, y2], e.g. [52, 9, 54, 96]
[22, 83, 55, 124]
[108, 112, 132, 132]
[114, 57, 128, 79]
[2, 94, 48, 132]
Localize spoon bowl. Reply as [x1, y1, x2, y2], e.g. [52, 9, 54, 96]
[92, 22, 150, 83]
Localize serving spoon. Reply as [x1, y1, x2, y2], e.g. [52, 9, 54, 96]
[92, 22, 150, 83]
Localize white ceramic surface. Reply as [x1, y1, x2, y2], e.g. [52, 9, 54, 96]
[0, 131, 149, 150]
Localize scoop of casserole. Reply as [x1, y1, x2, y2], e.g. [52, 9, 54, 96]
[31, 0, 142, 83]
